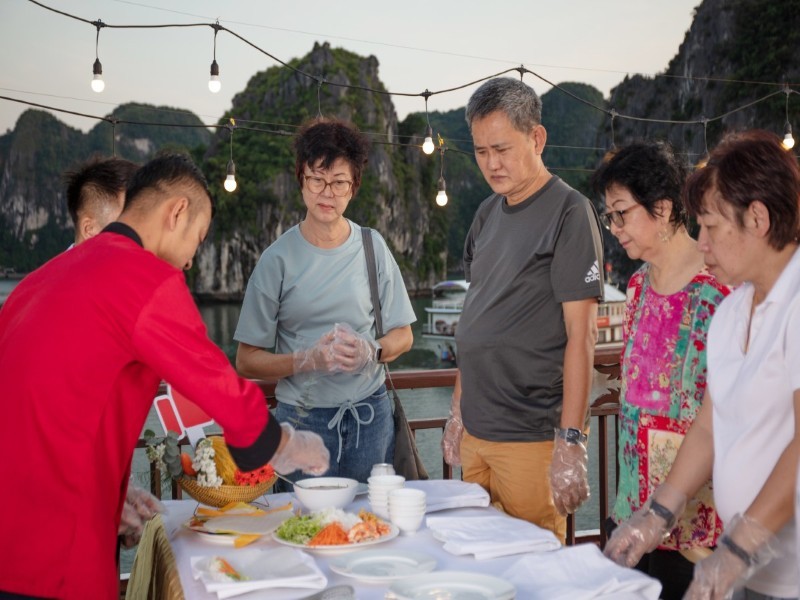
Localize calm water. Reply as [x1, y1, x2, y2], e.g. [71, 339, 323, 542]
[2, 279, 615, 570]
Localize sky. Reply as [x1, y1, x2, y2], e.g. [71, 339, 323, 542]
[0, 0, 703, 135]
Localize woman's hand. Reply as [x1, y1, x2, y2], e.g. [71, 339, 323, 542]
[292, 330, 338, 374]
[330, 323, 378, 372]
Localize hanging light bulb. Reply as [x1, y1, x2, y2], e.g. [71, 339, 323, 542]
[208, 23, 222, 94]
[783, 121, 795, 150]
[208, 60, 221, 93]
[91, 58, 105, 93]
[435, 177, 448, 206]
[422, 125, 435, 155]
[224, 159, 237, 192]
[90, 21, 105, 93]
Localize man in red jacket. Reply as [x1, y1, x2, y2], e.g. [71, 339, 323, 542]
[0, 153, 329, 599]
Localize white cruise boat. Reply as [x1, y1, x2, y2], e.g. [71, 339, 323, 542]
[422, 279, 625, 348]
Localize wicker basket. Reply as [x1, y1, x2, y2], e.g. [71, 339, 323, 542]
[178, 474, 277, 508]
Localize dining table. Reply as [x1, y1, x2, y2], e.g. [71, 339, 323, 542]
[126, 479, 661, 600]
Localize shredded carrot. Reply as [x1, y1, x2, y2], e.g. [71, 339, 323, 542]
[307, 522, 349, 546]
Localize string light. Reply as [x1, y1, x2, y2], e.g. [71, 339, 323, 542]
[782, 85, 794, 150]
[435, 146, 448, 207]
[422, 90, 435, 155]
[208, 22, 221, 93]
[224, 120, 237, 192]
[90, 20, 105, 93]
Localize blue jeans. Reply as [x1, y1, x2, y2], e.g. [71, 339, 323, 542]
[273, 385, 394, 490]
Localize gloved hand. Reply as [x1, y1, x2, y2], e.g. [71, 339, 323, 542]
[604, 482, 687, 567]
[684, 513, 778, 600]
[330, 322, 378, 372]
[118, 483, 165, 547]
[441, 395, 464, 467]
[292, 329, 338, 374]
[549, 432, 590, 515]
[271, 423, 330, 476]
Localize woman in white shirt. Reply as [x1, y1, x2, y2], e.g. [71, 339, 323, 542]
[604, 129, 800, 600]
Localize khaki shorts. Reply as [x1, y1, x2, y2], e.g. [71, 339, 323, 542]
[460, 431, 566, 543]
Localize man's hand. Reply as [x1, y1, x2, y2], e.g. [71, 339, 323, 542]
[271, 423, 330, 476]
[441, 410, 464, 467]
[118, 484, 165, 548]
[549, 435, 589, 515]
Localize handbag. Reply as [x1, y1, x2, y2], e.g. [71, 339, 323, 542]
[362, 228, 430, 481]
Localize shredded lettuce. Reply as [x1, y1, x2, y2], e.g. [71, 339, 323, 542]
[275, 514, 323, 544]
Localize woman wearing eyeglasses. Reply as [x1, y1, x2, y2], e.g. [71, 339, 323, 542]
[593, 142, 729, 599]
[604, 131, 800, 600]
[234, 118, 415, 486]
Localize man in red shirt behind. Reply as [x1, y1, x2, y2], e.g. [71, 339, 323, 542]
[0, 154, 329, 599]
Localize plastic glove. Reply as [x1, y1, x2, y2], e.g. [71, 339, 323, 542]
[603, 482, 687, 567]
[292, 329, 338, 374]
[330, 322, 378, 372]
[441, 395, 464, 467]
[118, 484, 165, 547]
[684, 513, 778, 600]
[270, 423, 330, 476]
[549, 433, 590, 515]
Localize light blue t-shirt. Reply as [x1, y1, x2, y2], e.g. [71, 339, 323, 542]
[234, 220, 416, 408]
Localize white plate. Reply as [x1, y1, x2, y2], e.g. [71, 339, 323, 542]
[272, 523, 399, 554]
[329, 549, 436, 582]
[387, 571, 515, 600]
[183, 507, 292, 545]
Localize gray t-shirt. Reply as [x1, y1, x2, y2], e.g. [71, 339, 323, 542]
[234, 220, 416, 408]
[456, 176, 604, 442]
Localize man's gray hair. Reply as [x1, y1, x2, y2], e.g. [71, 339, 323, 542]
[465, 77, 542, 133]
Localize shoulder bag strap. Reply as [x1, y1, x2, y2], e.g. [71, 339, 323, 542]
[361, 227, 384, 338]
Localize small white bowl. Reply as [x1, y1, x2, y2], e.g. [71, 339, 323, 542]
[390, 510, 425, 535]
[293, 477, 359, 511]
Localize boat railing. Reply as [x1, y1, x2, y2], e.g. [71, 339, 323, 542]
[136, 344, 622, 548]
[427, 299, 464, 310]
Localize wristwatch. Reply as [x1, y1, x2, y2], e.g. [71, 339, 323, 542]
[375, 343, 383, 363]
[556, 427, 588, 445]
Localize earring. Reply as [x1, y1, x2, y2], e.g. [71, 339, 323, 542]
[658, 228, 670, 243]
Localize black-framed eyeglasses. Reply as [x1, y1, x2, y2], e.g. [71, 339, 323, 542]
[303, 175, 353, 197]
[600, 204, 644, 230]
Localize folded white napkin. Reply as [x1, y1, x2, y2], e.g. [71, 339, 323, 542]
[502, 543, 661, 600]
[190, 547, 327, 599]
[405, 480, 490, 512]
[426, 514, 560, 559]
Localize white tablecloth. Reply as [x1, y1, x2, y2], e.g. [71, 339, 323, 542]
[157, 483, 659, 600]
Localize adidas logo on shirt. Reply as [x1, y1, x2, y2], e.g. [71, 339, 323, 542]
[585, 261, 601, 283]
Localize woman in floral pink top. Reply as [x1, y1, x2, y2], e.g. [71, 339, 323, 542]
[593, 142, 729, 599]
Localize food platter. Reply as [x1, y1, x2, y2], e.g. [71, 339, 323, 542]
[183, 504, 293, 545]
[272, 523, 399, 554]
[329, 549, 436, 582]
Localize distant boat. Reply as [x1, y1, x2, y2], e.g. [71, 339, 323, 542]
[421, 280, 469, 341]
[422, 279, 625, 348]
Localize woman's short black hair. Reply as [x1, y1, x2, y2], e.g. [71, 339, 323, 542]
[592, 141, 690, 229]
[294, 119, 370, 195]
[684, 129, 800, 250]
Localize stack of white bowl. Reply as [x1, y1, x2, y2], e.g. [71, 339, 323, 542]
[367, 474, 405, 519]
[388, 488, 427, 535]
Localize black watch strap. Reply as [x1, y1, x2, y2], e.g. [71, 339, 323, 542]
[556, 427, 587, 445]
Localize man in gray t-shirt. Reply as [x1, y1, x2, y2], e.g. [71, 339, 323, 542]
[442, 77, 604, 543]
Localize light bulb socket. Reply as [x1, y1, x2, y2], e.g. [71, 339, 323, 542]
[93, 58, 103, 76]
[226, 159, 236, 177]
[426, 124, 433, 138]
[785, 121, 793, 136]
[437, 176, 446, 192]
[210, 59, 219, 77]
